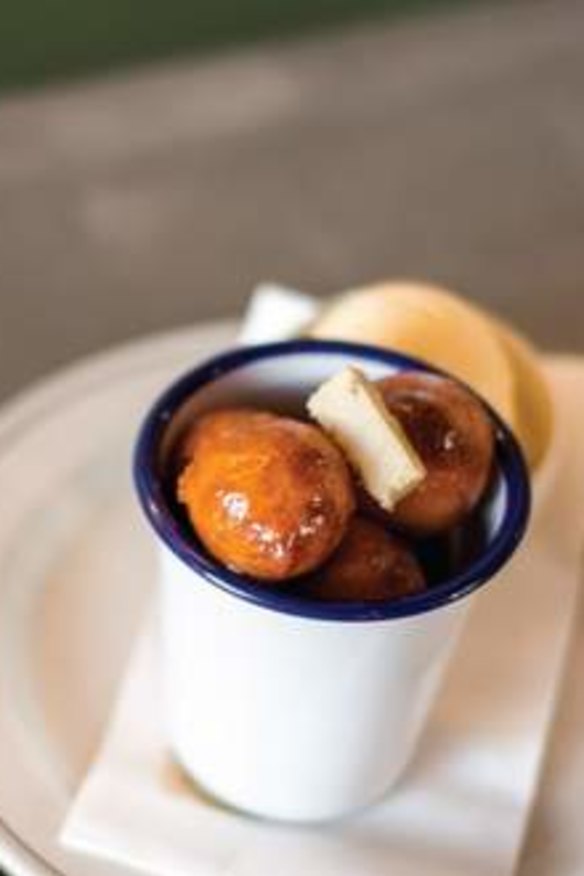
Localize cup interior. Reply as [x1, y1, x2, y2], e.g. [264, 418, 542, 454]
[134, 340, 530, 622]
[161, 347, 413, 461]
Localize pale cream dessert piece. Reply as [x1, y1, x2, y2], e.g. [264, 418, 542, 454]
[307, 366, 426, 512]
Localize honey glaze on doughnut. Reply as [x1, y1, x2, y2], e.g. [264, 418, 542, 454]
[177, 409, 355, 580]
[376, 373, 495, 535]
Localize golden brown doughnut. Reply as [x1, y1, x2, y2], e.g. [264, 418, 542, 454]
[377, 372, 495, 534]
[302, 516, 425, 601]
[177, 408, 355, 580]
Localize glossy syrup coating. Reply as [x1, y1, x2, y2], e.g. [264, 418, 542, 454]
[376, 372, 495, 534]
[177, 408, 355, 580]
[302, 516, 426, 602]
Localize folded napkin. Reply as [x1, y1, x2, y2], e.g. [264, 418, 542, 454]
[61, 287, 584, 876]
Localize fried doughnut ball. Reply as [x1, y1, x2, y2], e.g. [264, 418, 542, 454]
[302, 516, 425, 602]
[376, 372, 495, 534]
[177, 409, 355, 580]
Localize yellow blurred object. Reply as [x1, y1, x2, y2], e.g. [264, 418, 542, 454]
[309, 281, 553, 470]
[490, 320, 554, 471]
[310, 282, 515, 419]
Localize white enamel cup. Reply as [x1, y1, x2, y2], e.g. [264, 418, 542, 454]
[134, 340, 530, 822]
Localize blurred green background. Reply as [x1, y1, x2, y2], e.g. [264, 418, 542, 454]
[2, 0, 470, 91]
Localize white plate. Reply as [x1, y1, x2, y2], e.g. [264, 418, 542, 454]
[0, 322, 234, 876]
[0, 323, 579, 876]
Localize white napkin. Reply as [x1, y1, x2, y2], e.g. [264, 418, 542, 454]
[61, 287, 584, 876]
[237, 283, 319, 344]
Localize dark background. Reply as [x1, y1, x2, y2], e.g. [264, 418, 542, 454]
[2, 0, 469, 91]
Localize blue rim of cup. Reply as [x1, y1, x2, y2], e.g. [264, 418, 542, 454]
[133, 339, 531, 622]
